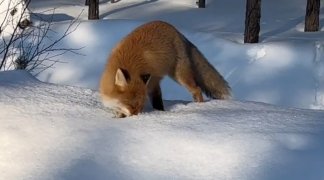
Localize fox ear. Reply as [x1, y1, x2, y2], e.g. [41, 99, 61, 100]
[140, 74, 151, 85]
[115, 68, 128, 87]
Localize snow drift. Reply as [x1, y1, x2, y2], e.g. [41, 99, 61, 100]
[1, 70, 324, 180]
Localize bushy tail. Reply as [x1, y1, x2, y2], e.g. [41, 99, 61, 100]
[188, 41, 231, 99]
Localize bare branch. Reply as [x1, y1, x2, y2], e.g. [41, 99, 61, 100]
[1, 1, 83, 74]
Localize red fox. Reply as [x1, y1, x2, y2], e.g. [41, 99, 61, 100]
[100, 21, 231, 118]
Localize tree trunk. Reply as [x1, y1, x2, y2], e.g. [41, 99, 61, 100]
[244, 0, 261, 43]
[88, 0, 99, 20]
[305, 0, 320, 32]
[197, 0, 206, 8]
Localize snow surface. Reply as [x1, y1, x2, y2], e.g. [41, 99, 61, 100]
[1, 0, 324, 179]
[1, 70, 324, 180]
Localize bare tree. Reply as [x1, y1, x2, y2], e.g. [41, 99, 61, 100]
[88, 0, 99, 20]
[1, 0, 82, 74]
[244, 0, 261, 43]
[305, 0, 320, 32]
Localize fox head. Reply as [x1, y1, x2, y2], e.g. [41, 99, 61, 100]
[101, 68, 151, 118]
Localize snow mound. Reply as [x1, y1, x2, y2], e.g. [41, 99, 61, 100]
[1, 70, 324, 180]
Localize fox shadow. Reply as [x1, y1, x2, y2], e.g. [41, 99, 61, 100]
[143, 99, 190, 113]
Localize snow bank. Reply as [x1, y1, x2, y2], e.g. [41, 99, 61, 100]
[1, 1, 324, 179]
[1, 70, 324, 180]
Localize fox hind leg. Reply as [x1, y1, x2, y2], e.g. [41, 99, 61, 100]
[177, 75, 204, 102]
[172, 58, 204, 102]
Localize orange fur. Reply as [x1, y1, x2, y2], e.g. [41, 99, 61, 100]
[100, 21, 231, 117]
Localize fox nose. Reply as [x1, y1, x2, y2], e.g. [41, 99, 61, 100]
[114, 111, 126, 118]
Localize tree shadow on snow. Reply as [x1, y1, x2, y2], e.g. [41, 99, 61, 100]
[320, 18, 324, 31]
[31, 13, 75, 22]
[260, 16, 304, 41]
[99, 0, 158, 19]
[255, 132, 324, 180]
[57, 128, 137, 180]
[56, 123, 165, 180]
[99, 0, 121, 4]
[261, 7, 324, 41]
[60, 159, 115, 180]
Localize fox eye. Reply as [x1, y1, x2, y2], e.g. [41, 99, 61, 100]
[140, 74, 151, 84]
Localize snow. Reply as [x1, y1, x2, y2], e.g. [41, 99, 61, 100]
[1, 70, 324, 180]
[1, 0, 324, 179]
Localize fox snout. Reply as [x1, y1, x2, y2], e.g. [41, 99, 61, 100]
[114, 106, 141, 118]
[114, 105, 141, 118]
[102, 96, 144, 118]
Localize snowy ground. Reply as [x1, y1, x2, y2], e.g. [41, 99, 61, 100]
[1, 70, 324, 180]
[1, 0, 324, 179]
